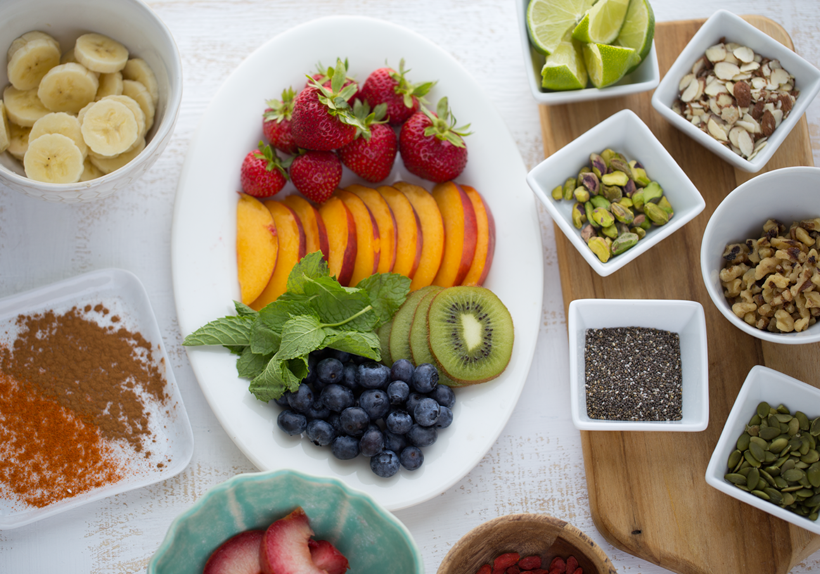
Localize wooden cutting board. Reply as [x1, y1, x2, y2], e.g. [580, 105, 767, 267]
[539, 16, 820, 574]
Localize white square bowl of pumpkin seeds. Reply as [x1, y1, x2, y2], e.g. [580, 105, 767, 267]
[706, 365, 820, 535]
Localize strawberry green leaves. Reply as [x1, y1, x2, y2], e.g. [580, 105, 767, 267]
[421, 97, 472, 148]
[183, 251, 411, 401]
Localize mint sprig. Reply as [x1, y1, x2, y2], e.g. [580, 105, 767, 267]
[183, 251, 410, 401]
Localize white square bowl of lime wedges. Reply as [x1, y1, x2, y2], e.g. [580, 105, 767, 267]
[517, 0, 659, 104]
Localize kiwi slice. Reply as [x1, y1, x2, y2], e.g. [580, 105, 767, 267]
[389, 286, 439, 363]
[378, 321, 393, 366]
[428, 286, 514, 385]
[409, 288, 461, 387]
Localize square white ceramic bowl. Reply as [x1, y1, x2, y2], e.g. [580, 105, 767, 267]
[651, 9, 820, 173]
[515, 0, 659, 105]
[527, 109, 705, 277]
[568, 299, 709, 432]
[705, 366, 820, 535]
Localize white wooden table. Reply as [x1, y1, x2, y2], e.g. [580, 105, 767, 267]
[2, 1, 820, 572]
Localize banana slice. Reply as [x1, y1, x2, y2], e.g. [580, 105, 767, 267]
[74, 33, 128, 74]
[8, 31, 60, 59]
[81, 99, 138, 156]
[89, 137, 144, 174]
[96, 72, 123, 100]
[30, 112, 87, 158]
[7, 122, 31, 161]
[23, 132, 84, 183]
[79, 156, 104, 181]
[103, 94, 145, 137]
[61, 49, 78, 65]
[121, 58, 158, 105]
[38, 63, 99, 114]
[7, 38, 61, 91]
[77, 101, 94, 126]
[0, 102, 10, 153]
[121, 79, 154, 134]
[3, 85, 50, 127]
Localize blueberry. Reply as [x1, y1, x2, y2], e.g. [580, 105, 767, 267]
[384, 430, 407, 453]
[327, 349, 351, 363]
[358, 389, 390, 421]
[436, 406, 453, 429]
[306, 399, 331, 420]
[385, 410, 413, 435]
[306, 419, 336, 446]
[390, 359, 415, 383]
[316, 358, 344, 385]
[330, 435, 360, 460]
[405, 392, 425, 417]
[411, 363, 439, 393]
[350, 354, 369, 365]
[370, 450, 400, 477]
[358, 362, 390, 390]
[287, 383, 314, 414]
[327, 412, 343, 434]
[339, 407, 369, 437]
[274, 392, 291, 408]
[387, 381, 410, 405]
[399, 446, 424, 470]
[320, 384, 355, 412]
[359, 426, 385, 457]
[277, 410, 307, 436]
[414, 397, 440, 427]
[304, 354, 319, 385]
[407, 424, 437, 447]
[341, 363, 359, 390]
[429, 385, 455, 408]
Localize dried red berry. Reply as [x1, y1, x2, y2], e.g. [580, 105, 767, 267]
[506, 567, 521, 574]
[565, 556, 578, 572]
[519, 556, 542, 570]
[494, 553, 521, 570]
[476, 564, 492, 574]
[549, 556, 566, 574]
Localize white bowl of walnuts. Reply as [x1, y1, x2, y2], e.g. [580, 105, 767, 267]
[0, 0, 182, 203]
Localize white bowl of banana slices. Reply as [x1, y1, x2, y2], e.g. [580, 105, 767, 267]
[0, 0, 182, 203]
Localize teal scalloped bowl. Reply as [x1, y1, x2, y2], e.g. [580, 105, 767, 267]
[148, 470, 424, 574]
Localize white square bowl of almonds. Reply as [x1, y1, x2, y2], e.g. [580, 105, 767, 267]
[0, 0, 182, 203]
[651, 9, 820, 173]
[701, 166, 820, 344]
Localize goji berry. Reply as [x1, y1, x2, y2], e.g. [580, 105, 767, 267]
[566, 556, 578, 572]
[494, 553, 521, 570]
[530, 570, 548, 574]
[476, 565, 492, 574]
[571, 569, 583, 574]
[549, 557, 566, 574]
[519, 556, 542, 570]
[493, 568, 505, 574]
[507, 567, 521, 574]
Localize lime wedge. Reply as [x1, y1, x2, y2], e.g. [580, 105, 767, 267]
[527, 0, 596, 56]
[616, 0, 655, 74]
[571, 0, 630, 45]
[583, 43, 637, 88]
[541, 34, 588, 90]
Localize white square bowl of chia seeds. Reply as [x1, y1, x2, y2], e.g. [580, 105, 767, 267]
[568, 298, 709, 432]
[705, 366, 820, 535]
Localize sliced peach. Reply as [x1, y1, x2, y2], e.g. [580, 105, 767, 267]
[250, 201, 306, 310]
[345, 184, 397, 274]
[431, 181, 477, 287]
[335, 188, 380, 286]
[393, 181, 444, 291]
[261, 507, 325, 574]
[236, 193, 278, 305]
[377, 185, 422, 279]
[317, 196, 357, 286]
[282, 194, 329, 260]
[461, 185, 496, 286]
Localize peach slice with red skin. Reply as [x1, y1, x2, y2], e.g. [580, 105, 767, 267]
[318, 196, 358, 286]
[250, 200, 306, 310]
[393, 181, 444, 291]
[309, 540, 349, 574]
[345, 184, 397, 274]
[237, 194, 278, 305]
[377, 185, 422, 279]
[203, 529, 264, 574]
[261, 508, 325, 574]
[334, 188, 380, 287]
[461, 185, 496, 285]
[282, 194, 329, 260]
[431, 181, 477, 287]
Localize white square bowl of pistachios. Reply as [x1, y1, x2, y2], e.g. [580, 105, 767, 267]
[651, 9, 820, 174]
[526, 108, 705, 277]
[705, 365, 820, 536]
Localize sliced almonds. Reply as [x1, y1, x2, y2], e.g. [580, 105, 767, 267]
[80, 99, 139, 156]
[23, 132, 84, 183]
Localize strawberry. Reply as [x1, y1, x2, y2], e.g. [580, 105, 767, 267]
[305, 59, 362, 103]
[291, 59, 365, 151]
[263, 87, 298, 155]
[337, 100, 397, 183]
[398, 97, 471, 183]
[360, 59, 436, 125]
[290, 150, 342, 203]
[240, 141, 291, 198]
[308, 540, 349, 574]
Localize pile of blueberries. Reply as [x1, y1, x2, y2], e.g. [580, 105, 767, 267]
[275, 349, 455, 478]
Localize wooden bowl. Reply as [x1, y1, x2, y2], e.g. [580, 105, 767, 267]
[437, 514, 617, 574]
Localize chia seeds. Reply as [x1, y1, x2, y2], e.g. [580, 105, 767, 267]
[584, 327, 682, 421]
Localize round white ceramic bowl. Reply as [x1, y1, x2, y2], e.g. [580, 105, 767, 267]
[701, 166, 820, 344]
[0, 0, 182, 203]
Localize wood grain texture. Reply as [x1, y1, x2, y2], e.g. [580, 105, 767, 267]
[540, 16, 820, 574]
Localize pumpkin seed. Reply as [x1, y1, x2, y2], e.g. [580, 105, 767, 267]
[797, 411, 810, 431]
[782, 459, 796, 472]
[776, 413, 794, 423]
[726, 473, 747, 485]
[778, 404, 791, 415]
[770, 437, 789, 453]
[728, 449, 742, 469]
[746, 468, 760, 489]
[803, 450, 820, 464]
[784, 469, 805, 482]
[738, 433, 751, 451]
[752, 490, 770, 500]
[797, 488, 815, 498]
[758, 402, 771, 418]
[797, 461, 810, 470]
[789, 418, 801, 436]
[784, 492, 796, 506]
[775, 476, 789, 489]
[764, 465, 781, 477]
[748, 425, 760, 437]
[783, 485, 804, 492]
[759, 426, 780, 440]
[811, 417, 820, 436]
[766, 488, 784, 505]
[808, 463, 820, 487]
[760, 470, 776, 487]
[749, 441, 766, 462]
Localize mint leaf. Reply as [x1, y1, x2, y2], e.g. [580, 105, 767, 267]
[258, 296, 317, 331]
[249, 355, 304, 401]
[183, 316, 254, 347]
[276, 315, 326, 361]
[286, 251, 329, 294]
[304, 276, 378, 331]
[237, 347, 272, 379]
[321, 328, 381, 361]
[356, 273, 411, 326]
[234, 301, 258, 316]
[250, 321, 281, 355]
